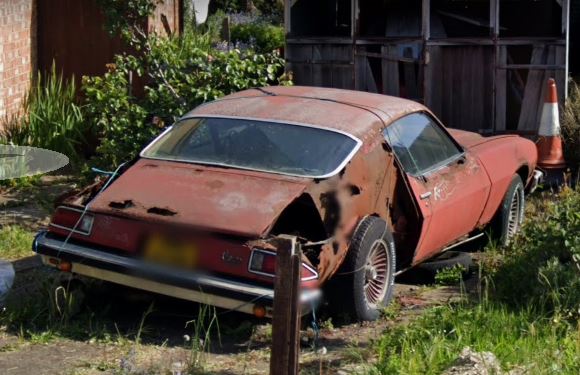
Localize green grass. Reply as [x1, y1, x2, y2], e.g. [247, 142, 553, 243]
[434, 264, 465, 286]
[372, 301, 580, 374]
[371, 188, 580, 374]
[0, 225, 35, 260]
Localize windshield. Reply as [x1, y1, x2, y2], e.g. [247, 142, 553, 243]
[141, 117, 360, 178]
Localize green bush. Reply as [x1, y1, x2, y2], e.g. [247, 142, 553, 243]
[1, 65, 88, 161]
[82, 30, 290, 168]
[562, 80, 580, 173]
[210, 0, 284, 22]
[491, 188, 580, 317]
[372, 189, 580, 374]
[231, 22, 284, 53]
[82, 56, 150, 169]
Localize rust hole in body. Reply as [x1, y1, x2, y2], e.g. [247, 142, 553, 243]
[147, 207, 177, 216]
[109, 200, 134, 209]
[348, 184, 361, 196]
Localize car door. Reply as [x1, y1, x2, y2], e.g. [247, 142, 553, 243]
[383, 112, 491, 264]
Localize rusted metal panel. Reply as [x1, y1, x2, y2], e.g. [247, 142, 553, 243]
[88, 159, 310, 238]
[44, 86, 541, 317]
[191, 86, 425, 140]
[410, 152, 491, 263]
[466, 136, 538, 225]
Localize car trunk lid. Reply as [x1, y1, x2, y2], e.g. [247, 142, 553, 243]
[88, 159, 310, 238]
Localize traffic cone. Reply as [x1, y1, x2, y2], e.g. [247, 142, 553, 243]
[536, 78, 566, 169]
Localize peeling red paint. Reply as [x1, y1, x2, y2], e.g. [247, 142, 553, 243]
[50, 86, 538, 306]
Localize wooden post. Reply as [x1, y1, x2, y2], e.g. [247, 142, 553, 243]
[220, 16, 231, 44]
[269, 235, 301, 375]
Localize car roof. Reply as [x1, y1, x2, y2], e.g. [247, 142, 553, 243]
[186, 86, 426, 140]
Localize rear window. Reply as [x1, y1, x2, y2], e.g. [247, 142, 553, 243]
[141, 117, 361, 178]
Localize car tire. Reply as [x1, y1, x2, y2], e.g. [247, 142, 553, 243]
[416, 250, 473, 274]
[492, 175, 525, 246]
[341, 216, 396, 322]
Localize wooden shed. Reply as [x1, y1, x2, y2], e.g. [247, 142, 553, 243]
[284, 0, 570, 134]
[37, 0, 182, 82]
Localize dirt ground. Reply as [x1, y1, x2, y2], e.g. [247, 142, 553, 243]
[0, 177, 480, 375]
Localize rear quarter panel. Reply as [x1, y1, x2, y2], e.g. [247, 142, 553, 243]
[469, 136, 537, 226]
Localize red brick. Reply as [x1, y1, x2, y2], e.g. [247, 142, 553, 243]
[0, 0, 34, 119]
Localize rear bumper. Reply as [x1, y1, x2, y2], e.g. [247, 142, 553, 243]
[32, 231, 321, 316]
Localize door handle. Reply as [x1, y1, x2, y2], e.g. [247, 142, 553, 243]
[420, 192, 432, 200]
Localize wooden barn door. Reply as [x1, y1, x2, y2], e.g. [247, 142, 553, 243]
[424, 46, 494, 132]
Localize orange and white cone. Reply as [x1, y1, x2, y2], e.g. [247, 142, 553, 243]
[537, 78, 566, 169]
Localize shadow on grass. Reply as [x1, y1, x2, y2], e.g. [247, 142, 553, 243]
[0, 264, 271, 355]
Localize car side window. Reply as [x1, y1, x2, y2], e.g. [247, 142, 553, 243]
[383, 113, 462, 175]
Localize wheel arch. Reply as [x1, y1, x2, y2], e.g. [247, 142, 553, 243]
[516, 164, 530, 187]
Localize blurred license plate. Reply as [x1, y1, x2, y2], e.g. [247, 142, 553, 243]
[144, 235, 197, 268]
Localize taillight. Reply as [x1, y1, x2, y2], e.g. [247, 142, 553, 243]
[50, 206, 94, 235]
[248, 249, 319, 281]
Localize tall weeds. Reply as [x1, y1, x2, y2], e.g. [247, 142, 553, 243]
[562, 80, 580, 172]
[372, 188, 580, 374]
[1, 64, 88, 161]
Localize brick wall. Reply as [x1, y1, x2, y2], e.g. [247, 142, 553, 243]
[0, 0, 35, 119]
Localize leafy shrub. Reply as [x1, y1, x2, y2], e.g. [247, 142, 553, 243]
[83, 30, 289, 168]
[562, 80, 580, 173]
[97, 0, 159, 42]
[231, 22, 284, 53]
[434, 264, 465, 286]
[372, 189, 580, 374]
[82, 57, 150, 169]
[491, 188, 580, 317]
[210, 0, 284, 22]
[0, 65, 87, 161]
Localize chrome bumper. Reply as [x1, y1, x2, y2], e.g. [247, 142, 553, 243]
[33, 231, 321, 316]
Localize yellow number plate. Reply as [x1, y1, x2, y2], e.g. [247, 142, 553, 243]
[144, 235, 197, 269]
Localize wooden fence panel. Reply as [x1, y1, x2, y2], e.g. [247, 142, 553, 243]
[37, 0, 126, 80]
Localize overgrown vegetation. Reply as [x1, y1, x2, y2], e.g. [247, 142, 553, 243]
[0, 0, 289, 173]
[434, 264, 465, 286]
[231, 22, 285, 53]
[210, 0, 284, 22]
[562, 80, 580, 173]
[0, 271, 223, 372]
[0, 64, 88, 161]
[372, 188, 580, 374]
[373, 302, 579, 374]
[82, 0, 289, 168]
[492, 188, 580, 316]
[0, 226, 34, 260]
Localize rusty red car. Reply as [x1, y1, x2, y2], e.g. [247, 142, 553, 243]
[33, 86, 541, 321]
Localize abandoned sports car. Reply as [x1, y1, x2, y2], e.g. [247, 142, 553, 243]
[33, 86, 541, 321]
